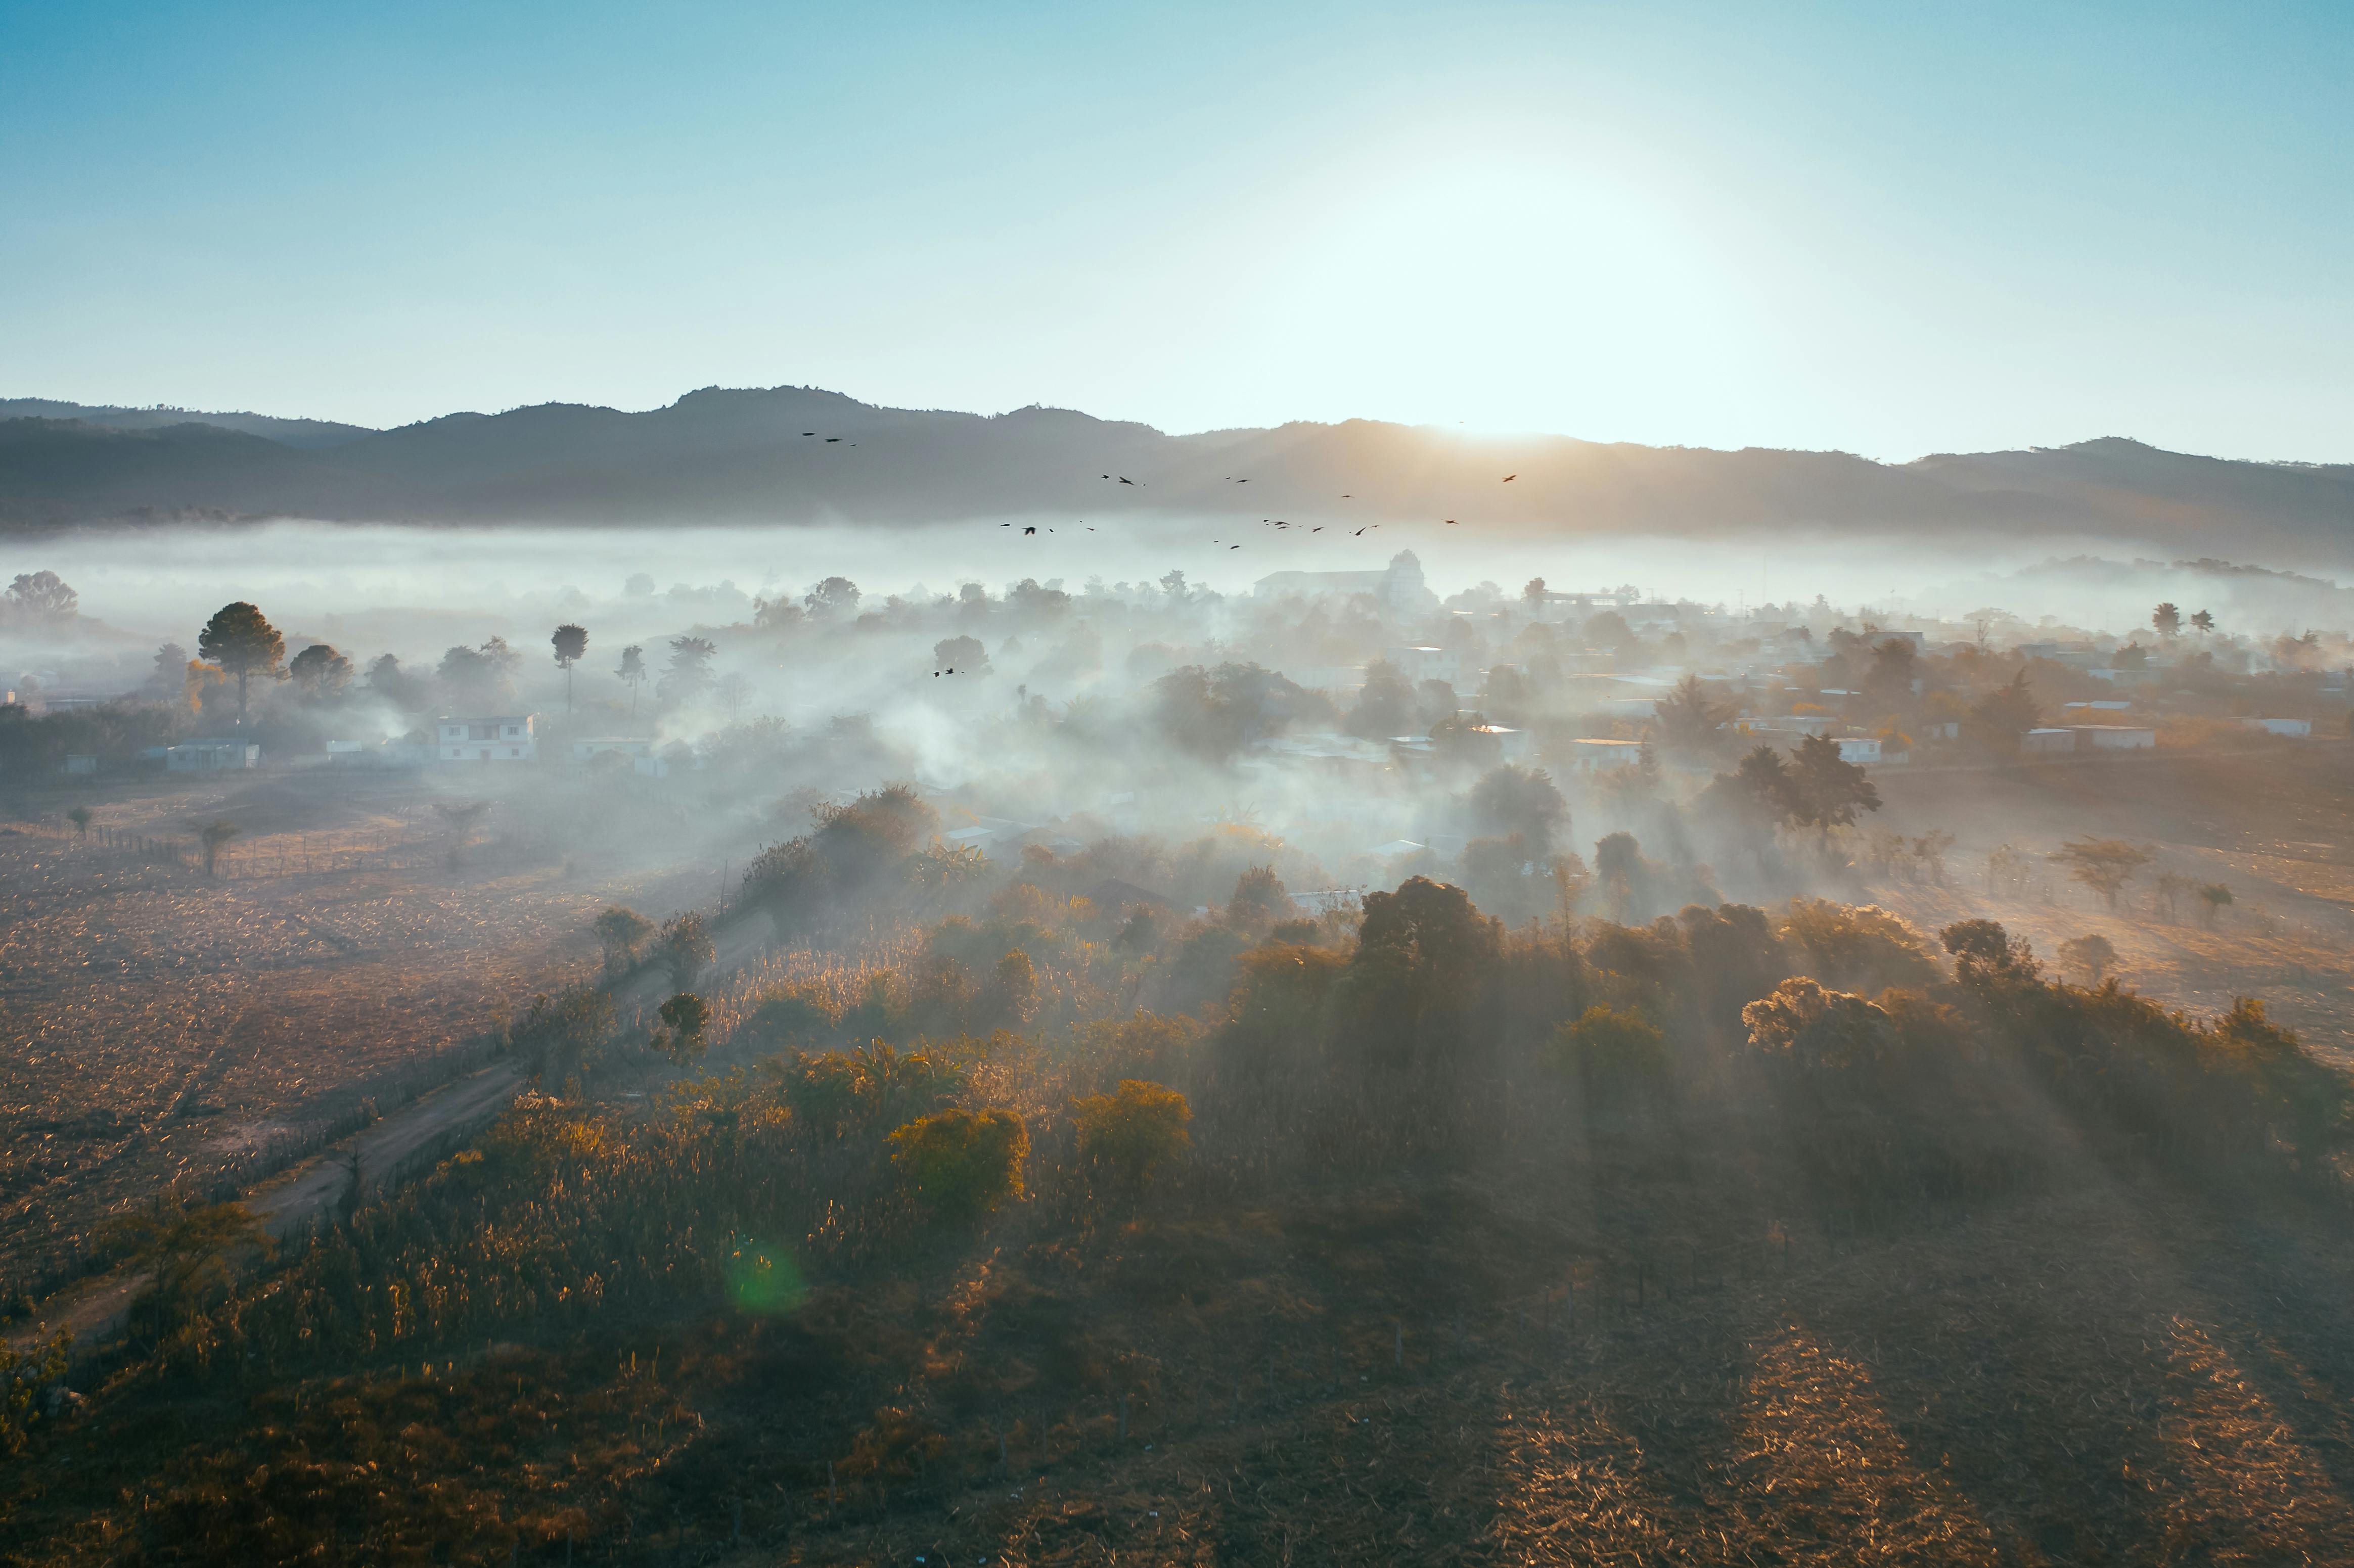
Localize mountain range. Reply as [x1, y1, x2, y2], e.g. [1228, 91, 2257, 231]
[4, 387, 2350, 561]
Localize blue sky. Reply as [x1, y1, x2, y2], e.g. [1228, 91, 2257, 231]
[3, 1, 2349, 459]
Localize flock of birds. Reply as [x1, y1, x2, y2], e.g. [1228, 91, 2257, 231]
[785, 427, 1526, 680]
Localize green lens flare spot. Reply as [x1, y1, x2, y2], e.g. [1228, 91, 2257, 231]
[727, 1240, 808, 1314]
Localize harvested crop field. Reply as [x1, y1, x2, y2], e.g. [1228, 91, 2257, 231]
[0, 789, 712, 1297]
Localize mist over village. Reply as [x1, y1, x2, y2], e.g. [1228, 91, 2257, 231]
[5, 5, 2354, 1565]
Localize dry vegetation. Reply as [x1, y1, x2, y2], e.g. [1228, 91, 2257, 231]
[0, 774, 713, 1300]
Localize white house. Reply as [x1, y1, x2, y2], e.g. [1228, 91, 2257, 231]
[1564, 737, 1648, 772]
[2022, 727, 2077, 754]
[166, 739, 260, 771]
[439, 715, 537, 763]
[2236, 716, 2312, 737]
[1833, 736, 1881, 764]
[2069, 724, 2156, 750]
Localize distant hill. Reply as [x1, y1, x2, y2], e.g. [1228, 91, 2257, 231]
[3, 385, 2350, 560]
[0, 398, 376, 449]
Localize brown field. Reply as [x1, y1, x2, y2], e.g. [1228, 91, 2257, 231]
[0, 770, 714, 1297]
[1867, 744, 2354, 1066]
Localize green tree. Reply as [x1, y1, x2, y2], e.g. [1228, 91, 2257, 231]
[102, 1200, 268, 1348]
[592, 905, 654, 976]
[1785, 733, 1881, 829]
[287, 643, 353, 700]
[66, 805, 90, 840]
[615, 644, 647, 716]
[2151, 602, 2182, 638]
[551, 624, 588, 713]
[196, 602, 285, 727]
[1653, 674, 1735, 757]
[2190, 609, 2214, 637]
[659, 911, 715, 990]
[513, 987, 617, 1087]
[2057, 933, 2119, 986]
[1468, 763, 1569, 854]
[2199, 883, 2234, 927]
[2050, 838, 2151, 911]
[1966, 671, 2041, 755]
[1071, 1080, 1193, 1191]
[659, 636, 718, 706]
[653, 992, 710, 1063]
[1553, 1004, 1670, 1106]
[889, 1109, 1028, 1221]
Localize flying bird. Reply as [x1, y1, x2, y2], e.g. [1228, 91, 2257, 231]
[1024, 526, 1036, 534]
[1355, 526, 1374, 536]
[1501, 473, 1515, 482]
[802, 431, 815, 436]
[826, 437, 842, 443]
[1119, 477, 1138, 485]
[1444, 519, 1458, 525]
[1312, 527, 1323, 532]
[1230, 544, 1240, 549]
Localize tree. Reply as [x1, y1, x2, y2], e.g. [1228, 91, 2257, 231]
[716, 671, 754, 723]
[1225, 865, 1297, 932]
[592, 905, 654, 976]
[1468, 763, 1569, 854]
[196, 602, 285, 727]
[1966, 671, 2041, 755]
[2199, 883, 2234, 927]
[1071, 1080, 1192, 1192]
[1862, 638, 1919, 712]
[2057, 933, 2119, 986]
[932, 634, 987, 674]
[196, 820, 239, 877]
[287, 643, 353, 700]
[4, 571, 77, 623]
[658, 636, 717, 706]
[2049, 838, 2151, 911]
[804, 577, 862, 618]
[1344, 658, 1415, 739]
[615, 644, 647, 715]
[1522, 577, 1547, 610]
[1653, 674, 1734, 756]
[2190, 609, 2215, 638]
[66, 806, 90, 840]
[653, 992, 710, 1064]
[889, 1109, 1028, 1221]
[551, 624, 588, 713]
[437, 641, 517, 712]
[1554, 1004, 1670, 1106]
[660, 911, 714, 990]
[102, 1200, 267, 1347]
[142, 642, 190, 706]
[513, 988, 616, 1088]
[1785, 733, 1881, 829]
[2152, 602, 2182, 638]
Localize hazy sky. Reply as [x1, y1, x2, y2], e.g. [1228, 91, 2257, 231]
[4, 1, 2349, 460]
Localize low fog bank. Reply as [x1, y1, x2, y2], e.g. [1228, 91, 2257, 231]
[6, 518, 2350, 943]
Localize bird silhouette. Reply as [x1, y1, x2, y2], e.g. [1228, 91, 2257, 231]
[826, 437, 842, 443]
[802, 431, 815, 436]
[1229, 544, 1240, 549]
[1501, 473, 1515, 482]
[1119, 477, 1138, 485]
[1024, 526, 1036, 534]
[1444, 519, 1458, 525]
[1355, 526, 1372, 536]
[1312, 526, 1323, 532]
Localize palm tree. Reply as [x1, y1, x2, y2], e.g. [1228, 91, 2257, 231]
[615, 645, 647, 717]
[551, 624, 588, 713]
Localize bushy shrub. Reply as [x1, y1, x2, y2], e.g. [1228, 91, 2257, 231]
[888, 1109, 1029, 1221]
[1071, 1080, 1193, 1190]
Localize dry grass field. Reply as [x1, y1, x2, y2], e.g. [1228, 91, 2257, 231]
[0, 771, 716, 1299]
[1868, 744, 2354, 1066]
